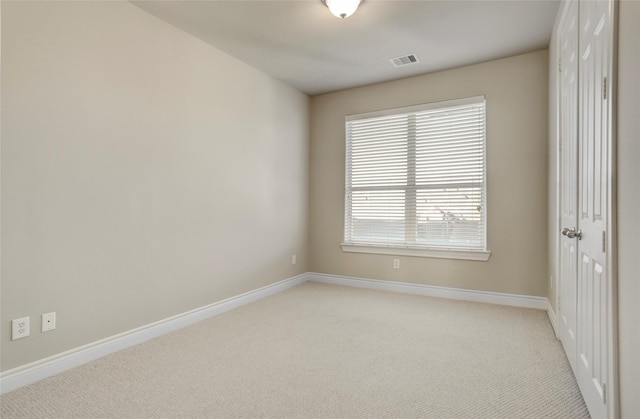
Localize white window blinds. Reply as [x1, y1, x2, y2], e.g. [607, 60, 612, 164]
[344, 96, 487, 253]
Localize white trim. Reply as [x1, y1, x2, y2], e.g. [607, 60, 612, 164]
[307, 272, 547, 309]
[0, 274, 306, 395]
[346, 95, 486, 121]
[546, 298, 559, 338]
[341, 243, 491, 261]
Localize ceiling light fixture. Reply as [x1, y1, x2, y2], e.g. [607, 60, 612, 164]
[322, 0, 363, 19]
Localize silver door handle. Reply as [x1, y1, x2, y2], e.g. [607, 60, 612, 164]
[561, 227, 582, 240]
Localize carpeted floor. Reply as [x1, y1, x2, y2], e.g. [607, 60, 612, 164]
[1, 282, 589, 418]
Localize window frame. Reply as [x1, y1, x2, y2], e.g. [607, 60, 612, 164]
[341, 95, 491, 261]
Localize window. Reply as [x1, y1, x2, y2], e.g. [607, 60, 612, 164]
[342, 96, 490, 261]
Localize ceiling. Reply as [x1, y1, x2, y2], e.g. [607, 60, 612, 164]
[133, 0, 560, 96]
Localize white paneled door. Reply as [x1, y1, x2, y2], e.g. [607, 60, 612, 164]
[559, 0, 579, 370]
[558, 0, 616, 418]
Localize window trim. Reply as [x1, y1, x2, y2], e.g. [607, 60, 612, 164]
[340, 243, 491, 261]
[343, 95, 490, 261]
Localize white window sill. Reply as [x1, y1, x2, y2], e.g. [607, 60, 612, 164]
[341, 243, 491, 261]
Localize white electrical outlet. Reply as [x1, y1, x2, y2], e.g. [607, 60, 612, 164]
[42, 312, 56, 332]
[292, 255, 297, 265]
[11, 317, 30, 340]
[393, 259, 400, 269]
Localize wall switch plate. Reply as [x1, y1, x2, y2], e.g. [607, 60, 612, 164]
[42, 312, 56, 332]
[12, 317, 30, 340]
[292, 255, 297, 265]
[393, 259, 400, 269]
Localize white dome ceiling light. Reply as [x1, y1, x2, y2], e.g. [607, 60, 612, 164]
[322, 0, 363, 19]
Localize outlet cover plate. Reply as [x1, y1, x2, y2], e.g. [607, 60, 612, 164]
[11, 317, 30, 340]
[42, 312, 56, 332]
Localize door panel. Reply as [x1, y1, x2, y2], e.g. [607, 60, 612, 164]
[559, 239, 577, 363]
[558, 0, 579, 370]
[576, 0, 611, 417]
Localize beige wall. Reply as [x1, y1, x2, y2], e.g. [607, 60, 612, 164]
[617, 0, 640, 416]
[309, 51, 549, 296]
[1, 1, 309, 371]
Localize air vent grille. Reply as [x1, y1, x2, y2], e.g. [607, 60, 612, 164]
[390, 54, 420, 67]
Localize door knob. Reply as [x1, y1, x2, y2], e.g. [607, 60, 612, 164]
[561, 227, 582, 240]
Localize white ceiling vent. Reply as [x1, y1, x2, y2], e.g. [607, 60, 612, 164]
[390, 54, 420, 68]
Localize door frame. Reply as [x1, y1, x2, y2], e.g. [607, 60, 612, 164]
[605, 1, 619, 418]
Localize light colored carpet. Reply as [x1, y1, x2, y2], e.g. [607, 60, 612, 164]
[1, 282, 589, 418]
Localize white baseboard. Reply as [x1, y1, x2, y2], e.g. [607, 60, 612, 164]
[0, 273, 306, 395]
[546, 299, 559, 338]
[307, 272, 547, 310]
[1, 271, 548, 394]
